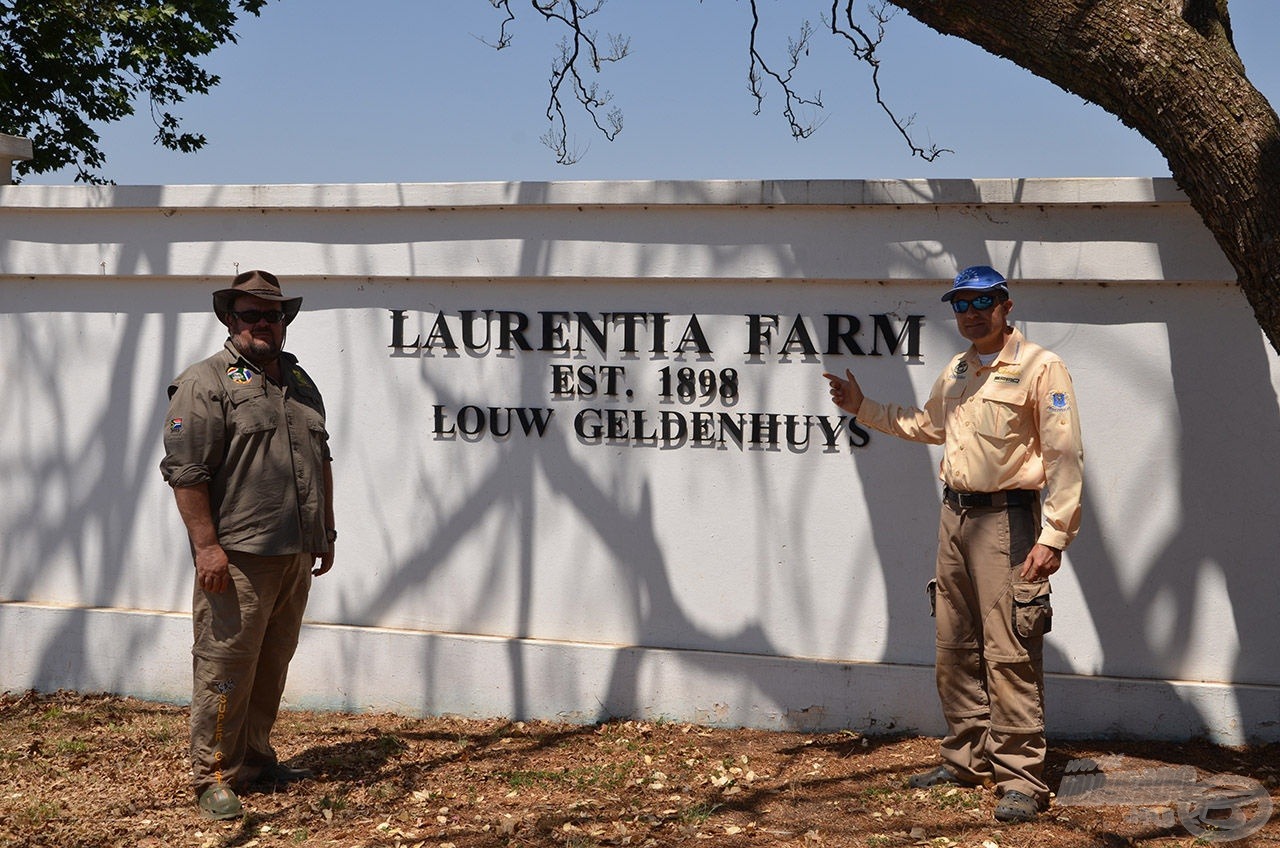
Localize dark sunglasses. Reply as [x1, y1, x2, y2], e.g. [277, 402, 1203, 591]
[231, 309, 285, 325]
[950, 294, 1001, 314]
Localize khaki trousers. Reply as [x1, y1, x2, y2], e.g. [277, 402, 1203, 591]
[190, 550, 312, 794]
[933, 499, 1052, 803]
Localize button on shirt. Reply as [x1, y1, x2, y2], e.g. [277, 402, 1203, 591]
[856, 327, 1084, 550]
[161, 341, 331, 556]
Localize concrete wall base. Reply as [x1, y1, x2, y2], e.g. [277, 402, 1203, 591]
[4, 602, 1275, 744]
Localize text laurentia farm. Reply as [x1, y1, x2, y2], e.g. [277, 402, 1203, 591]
[389, 309, 927, 452]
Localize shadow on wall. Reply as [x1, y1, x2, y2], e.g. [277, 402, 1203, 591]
[326, 308, 901, 730]
[3, 180, 1278, 739]
[1062, 282, 1280, 739]
[0, 295, 218, 695]
[313, 253, 1279, 737]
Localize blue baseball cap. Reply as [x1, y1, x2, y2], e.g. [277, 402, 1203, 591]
[940, 265, 1009, 302]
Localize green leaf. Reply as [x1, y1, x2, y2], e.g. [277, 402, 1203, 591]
[0, 0, 272, 181]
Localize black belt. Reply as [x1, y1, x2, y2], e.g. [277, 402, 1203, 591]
[943, 486, 1037, 510]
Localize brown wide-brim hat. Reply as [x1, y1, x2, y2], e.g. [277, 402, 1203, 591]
[212, 270, 303, 325]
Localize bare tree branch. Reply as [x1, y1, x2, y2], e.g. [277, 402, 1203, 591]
[484, 0, 946, 165]
[478, 0, 516, 49]
[824, 1, 949, 160]
[746, 3, 825, 139]
[486, 0, 629, 164]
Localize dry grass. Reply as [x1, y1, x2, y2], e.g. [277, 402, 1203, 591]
[1, 690, 1277, 847]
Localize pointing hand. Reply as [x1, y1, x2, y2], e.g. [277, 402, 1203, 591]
[822, 369, 865, 416]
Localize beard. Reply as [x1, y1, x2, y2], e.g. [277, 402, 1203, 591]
[231, 331, 283, 366]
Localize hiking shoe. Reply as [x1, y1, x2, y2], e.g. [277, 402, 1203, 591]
[197, 783, 243, 821]
[994, 790, 1040, 823]
[908, 765, 967, 789]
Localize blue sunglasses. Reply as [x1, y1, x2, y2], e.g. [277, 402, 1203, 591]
[950, 294, 1001, 314]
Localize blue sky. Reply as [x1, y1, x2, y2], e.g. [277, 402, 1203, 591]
[24, 1, 1280, 185]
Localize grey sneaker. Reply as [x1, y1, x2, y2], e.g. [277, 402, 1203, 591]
[994, 790, 1039, 823]
[197, 783, 243, 820]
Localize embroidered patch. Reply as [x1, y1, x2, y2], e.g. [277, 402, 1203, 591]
[291, 368, 312, 388]
[1050, 391, 1071, 411]
[226, 365, 253, 384]
[168, 417, 183, 433]
[213, 679, 237, 695]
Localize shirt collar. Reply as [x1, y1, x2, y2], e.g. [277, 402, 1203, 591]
[968, 326, 1024, 368]
[220, 339, 296, 381]
[222, 339, 261, 374]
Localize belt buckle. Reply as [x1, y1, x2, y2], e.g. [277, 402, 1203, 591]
[947, 488, 990, 509]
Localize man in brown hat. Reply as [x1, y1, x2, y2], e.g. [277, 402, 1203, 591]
[161, 270, 335, 820]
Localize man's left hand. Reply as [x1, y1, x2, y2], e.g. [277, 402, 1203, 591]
[1018, 543, 1061, 581]
[312, 545, 335, 577]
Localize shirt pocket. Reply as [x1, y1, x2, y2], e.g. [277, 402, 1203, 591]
[227, 386, 278, 434]
[980, 380, 1029, 433]
[305, 416, 330, 459]
[942, 377, 968, 406]
[292, 386, 327, 432]
[290, 387, 330, 458]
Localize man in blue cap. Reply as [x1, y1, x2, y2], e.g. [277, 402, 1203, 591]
[824, 266, 1084, 823]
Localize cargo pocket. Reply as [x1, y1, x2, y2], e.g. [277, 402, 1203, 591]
[926, 578, 937, 618]
[1012, 580, 1052, 638]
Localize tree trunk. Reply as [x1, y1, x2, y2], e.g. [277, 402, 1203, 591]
[891, 0, 1280, 352]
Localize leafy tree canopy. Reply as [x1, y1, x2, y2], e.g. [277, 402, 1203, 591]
[0, 0, 267, 183]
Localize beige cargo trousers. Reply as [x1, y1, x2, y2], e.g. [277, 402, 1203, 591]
[189, 551, 312, 795]
[932, 497, 1053, 804]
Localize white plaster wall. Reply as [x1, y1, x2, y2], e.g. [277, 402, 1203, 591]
[2, 178, 1277, 743]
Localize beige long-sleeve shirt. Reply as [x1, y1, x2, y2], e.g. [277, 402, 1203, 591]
[857, 327, 1084, 550]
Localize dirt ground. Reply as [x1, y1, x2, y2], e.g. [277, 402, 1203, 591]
[1, 690, 1277, 848]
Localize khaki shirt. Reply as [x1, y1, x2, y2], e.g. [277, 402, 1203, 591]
[857, 327, 1084, 550]
[161, 341, 331, 556]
